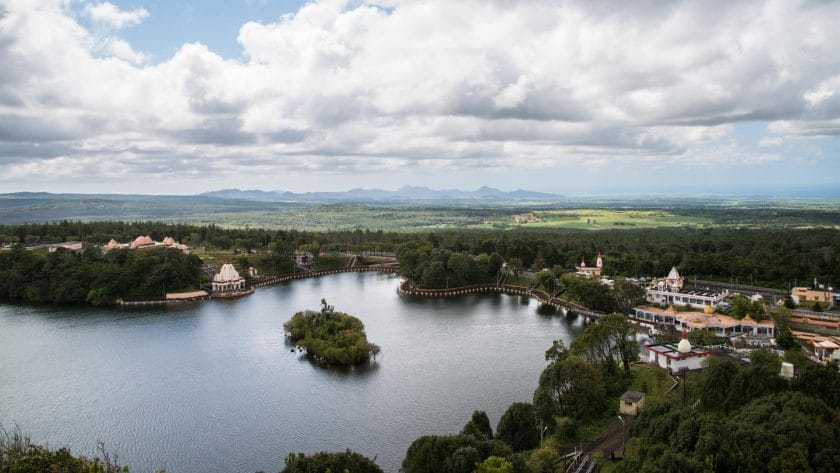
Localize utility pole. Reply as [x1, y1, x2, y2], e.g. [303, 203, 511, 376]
[617, 415, 626, 455]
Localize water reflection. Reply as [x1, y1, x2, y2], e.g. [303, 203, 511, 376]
[0, 272, 582, 473]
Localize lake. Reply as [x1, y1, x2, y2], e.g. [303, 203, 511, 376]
[0, 272, 584, 472]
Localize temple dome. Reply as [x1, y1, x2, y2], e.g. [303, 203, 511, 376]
[667, 267, 681, 280]
[162, 236, 176, 245]
[213, 263, 242, 283]
[703, 305, 715, 314]
[677, 337, 692, 354]
[130, 235, 153, 248]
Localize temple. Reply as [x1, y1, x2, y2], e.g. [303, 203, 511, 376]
[102, 236, 190, 254]
[575, 252, 603, 278]
[634, 305, 776, 338]
[211, 263, 246, 293]
[645, 267, 727, 309]
[645, 329, 711, 372]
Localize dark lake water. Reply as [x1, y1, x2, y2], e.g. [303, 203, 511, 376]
[0, 272, 584, 473]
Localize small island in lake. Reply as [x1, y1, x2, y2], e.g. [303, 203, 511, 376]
[284, 299, 381, 366]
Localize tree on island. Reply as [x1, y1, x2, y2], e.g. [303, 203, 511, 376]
[283, 299, 380, 366]
[282, 450, 382, 473]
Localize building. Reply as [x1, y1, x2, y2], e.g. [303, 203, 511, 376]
[575, 253, 603, 278]
[619, 391, 645, 416]
[645, 267, 728, 309]
[791, 287, 834, 306]
[646, 332, 712, 372]
[47, 241, 83, 252]
[211, 263, 246, 293]
[104, 236, 190, 254]
[634, 305, 776, 338]
[294, 251, 313, 268]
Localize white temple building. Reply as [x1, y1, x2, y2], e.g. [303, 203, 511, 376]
[646, 267, 728, 309]
[575, 252, 603, 278]
[646, 330, 711, 372]
[212, 263, 246, 293]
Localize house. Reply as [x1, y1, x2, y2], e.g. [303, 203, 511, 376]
[646, 332, 712, 372]
[294, 251, 313, 268]
[645, 267, 728, 309]
[575, 252, 603, 278]
[791, 287, 834, 306]
[619, 391, 645, 416]
[211, 263, 245, 293]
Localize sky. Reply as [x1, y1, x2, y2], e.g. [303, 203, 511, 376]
[0, 0, 839, 196]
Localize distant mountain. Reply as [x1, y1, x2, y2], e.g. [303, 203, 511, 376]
[200, 186, 563, 203]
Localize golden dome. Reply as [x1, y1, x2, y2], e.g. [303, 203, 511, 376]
[703, 305, 715, 314]
[665, 305, 678, 315]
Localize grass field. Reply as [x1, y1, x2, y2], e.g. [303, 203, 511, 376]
[3, 194, 840, 231]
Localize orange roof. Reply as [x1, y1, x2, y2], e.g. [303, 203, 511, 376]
[637, 306, 776, 329]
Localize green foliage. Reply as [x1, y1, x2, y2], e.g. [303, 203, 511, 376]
[281, 450, 383, 473]
[544, 339, 568, 363]
[791, 361, 840, 408]
[474, 456, 514, 473]
[402, 434, 477, 473]
[0, 246, 202, 305]
[729, 295, 768, 321]
[622, 351, 840, 473]
[462, 411, 494, 441]
[0, 429, 129, 473]
[534, 356, 606, 424]
[495, 403, 539, 452]
[569, 313, 639, 378]
[283, 300, 380, 366]
[685, 329, 725, 346]
[699, 360, 739, 412]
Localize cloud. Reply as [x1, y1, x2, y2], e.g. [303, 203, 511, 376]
[84, 2, 149, 29]
[0, 0, 839, 192]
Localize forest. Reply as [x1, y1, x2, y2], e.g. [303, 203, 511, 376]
[0, 246, 201, 305]
[1, 220, 839, 306]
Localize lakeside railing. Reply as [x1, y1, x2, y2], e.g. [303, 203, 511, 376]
[398, 281, 605, 320]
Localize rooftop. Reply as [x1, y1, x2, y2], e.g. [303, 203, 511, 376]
[620, 391, 645, 403]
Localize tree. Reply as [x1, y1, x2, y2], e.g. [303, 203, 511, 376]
[533, 356, 606, 423]
[612, 280, 646, 314]
[402, 435, 473, 473]
[420, 261, 447, 289]
[812, 301, 823, 312]
[443, 446, 480, 473]
[699, 360, 738, 411]
[534, 269, 555, 293]
[496, 403, 539, 452]
[474, 456, 513, 473]
[544, 339, 568, 363]
[282, 450, 382, 473]
[791, 361, 840, 407]
[462, 411, 493, 440]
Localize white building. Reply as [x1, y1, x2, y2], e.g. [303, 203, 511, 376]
[645, 267, 728, 309]
[575, 252, 603, 278]
[646, 333, 711, 372]
[212, 263, 245, 293]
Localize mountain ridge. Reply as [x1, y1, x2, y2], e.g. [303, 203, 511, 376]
[200, 186, 563, 202]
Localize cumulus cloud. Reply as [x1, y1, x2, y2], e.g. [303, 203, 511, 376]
[0, 0, 838, 191]
[84, 2, 149, 29]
